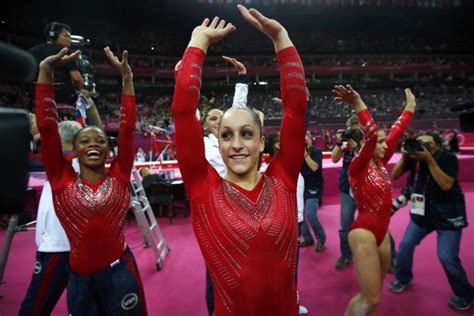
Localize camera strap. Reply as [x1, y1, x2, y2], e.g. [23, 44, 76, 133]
[412, 161, 421, 189]
[412, 161, 430, 193]
[410, 161, 429, 216]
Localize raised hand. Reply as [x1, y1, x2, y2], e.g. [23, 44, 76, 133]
[39, 47, 80, 71]
[404, 88, 416, 112]
[223, 56, 246, 75]
[333, 84, 362, 104]
[405, 88, 415, 104]
[237, 4, 292, 51]
[104, 46, 132, 79]
[188, 17, 236, 53]
[333, 84, 366, 113]
[237, 5, 285, 41]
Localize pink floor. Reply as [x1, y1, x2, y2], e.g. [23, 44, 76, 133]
[1, 183, 473, 316]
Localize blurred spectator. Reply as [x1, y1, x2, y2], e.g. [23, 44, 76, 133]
[136, 147, 146, 162]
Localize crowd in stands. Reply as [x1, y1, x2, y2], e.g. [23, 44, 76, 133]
[196, 85, 474, 120]
[2, 3, 473, 142]
[1, 81, 473, 132]
[88, 52, 474, 71]
[81, 28, 473, 56]
[90, 84, 474, 132]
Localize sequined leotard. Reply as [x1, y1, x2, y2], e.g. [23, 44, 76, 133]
[348, 109, 413, 246]
[172, 46, 307, 316]
[36, 84, 136, 275]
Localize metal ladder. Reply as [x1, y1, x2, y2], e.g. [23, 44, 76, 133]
[130, 168, 170, 271]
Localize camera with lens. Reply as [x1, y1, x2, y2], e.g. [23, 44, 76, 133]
[392, 186, 413, 214]
[403, 139, 429, 153]
[71, 35, 96, 96]
[341, 128, 363, 142]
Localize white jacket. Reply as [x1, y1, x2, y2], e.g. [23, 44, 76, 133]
[35, 159, 79, 252]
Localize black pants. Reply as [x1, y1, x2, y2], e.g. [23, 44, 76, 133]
[19, 251, 69, 316]
[205, 267, 214, 316]
[67, 248, 147, 316]
[389, 232, 397, 260]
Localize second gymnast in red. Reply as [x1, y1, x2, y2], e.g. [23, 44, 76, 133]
[333, 85, 416, 316]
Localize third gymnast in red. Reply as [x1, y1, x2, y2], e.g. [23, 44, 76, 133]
[332, 85, 416, 316]
[171, 5, 307, 316]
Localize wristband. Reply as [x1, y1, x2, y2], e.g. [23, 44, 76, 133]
[237, 74, 249, 84]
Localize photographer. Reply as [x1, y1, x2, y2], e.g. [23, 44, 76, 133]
[299, 131, 325, 252]
[388, 132, 474, 311]
[331, 115, 360, 269]
[30, 22, 83, 102]
[30, 22, 102, 131]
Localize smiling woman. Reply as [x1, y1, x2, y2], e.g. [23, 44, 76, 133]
[218, 108, 264, 185]
[72, 126, 109, 167]
[171, 6, 307, 316]
[35, 47, 147, 315]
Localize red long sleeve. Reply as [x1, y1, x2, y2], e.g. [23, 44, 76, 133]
[173, 46, 304, 316]
[35, 84, 75, 190]
[273, 46, 307, 187]
[109, 95, 136, 183]
[171, 47, 209, 200]
[348, 109, 377, 177]
[381, 110, 414, 165]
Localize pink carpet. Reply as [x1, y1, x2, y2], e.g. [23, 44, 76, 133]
[1, 183, 473, 316]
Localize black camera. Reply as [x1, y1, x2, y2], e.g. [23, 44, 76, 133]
[71, 35, 96, 95]
[392, 186, 413, 214]
[76, 54, 96, 93]
[403, 139, 429, 153]
[341, 128, 363, 143]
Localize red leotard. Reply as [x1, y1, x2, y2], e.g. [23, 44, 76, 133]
[348, 109, 413, 246]
[35, 84, 136, 275]
[172, 46, 307, 316]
